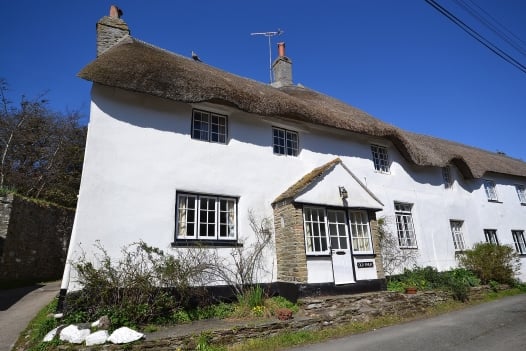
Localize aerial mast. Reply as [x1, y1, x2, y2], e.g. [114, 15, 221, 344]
[250, 29, 284, 83]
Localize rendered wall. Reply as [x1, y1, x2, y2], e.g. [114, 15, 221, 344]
[63, 84, 526, 290]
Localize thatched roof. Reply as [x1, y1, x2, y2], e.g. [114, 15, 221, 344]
[78, 36, 526, 180]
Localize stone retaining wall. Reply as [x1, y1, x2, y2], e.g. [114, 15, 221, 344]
[0, 194, 74, 282]
[77, 288, 486, 351]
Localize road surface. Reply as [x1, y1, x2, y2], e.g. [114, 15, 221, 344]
[289, 294, 526, 351]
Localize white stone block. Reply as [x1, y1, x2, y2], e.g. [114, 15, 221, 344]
[107, 327, 144, 344]
[85, 330, 109, 346]
[43, 326, 62, 342]
[59, 325, 91, 344]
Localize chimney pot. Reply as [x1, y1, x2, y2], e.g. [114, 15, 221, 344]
[109, 5, 123, 18]
[277, 42, 286, 57]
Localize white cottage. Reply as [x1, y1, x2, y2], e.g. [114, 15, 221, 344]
[61, 8, 526, 299]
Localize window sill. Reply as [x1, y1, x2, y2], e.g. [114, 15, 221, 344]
[352, 252, 376, 257]
[399, 246, 418, 250]
[171, 239, 243, 248]
[306, 253, 331, 257]
[487, 199, 502, 203]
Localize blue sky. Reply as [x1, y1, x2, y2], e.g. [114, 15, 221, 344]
[1, 0, 525, 161]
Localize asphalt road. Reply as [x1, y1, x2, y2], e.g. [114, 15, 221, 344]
[288, 294, 526, 351]
[0, 281, 60, 351]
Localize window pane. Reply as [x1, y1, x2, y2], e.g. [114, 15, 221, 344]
[450, 220, 465, 251]
[516, 185, 526, 204]
[304, 207, 328, 254]
[349, 210, 372, 252]
[371, 144, 390, 173]
[192, 111, 210, 141]
[395, 203, 416, 248]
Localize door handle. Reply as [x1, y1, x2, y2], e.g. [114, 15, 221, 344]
[334, 250, 346, 255]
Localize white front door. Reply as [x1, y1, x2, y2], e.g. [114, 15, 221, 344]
[327, 210, 355, 285]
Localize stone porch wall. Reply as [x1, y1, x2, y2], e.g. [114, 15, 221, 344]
[0, 194, 74, 282]
[369, 212, 386, 279]
[272, 200, 308, 283]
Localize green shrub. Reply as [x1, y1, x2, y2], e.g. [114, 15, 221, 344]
[457, 243, 521, 284]
[387, 266, 481, 301]
[64, 241, 212, 327]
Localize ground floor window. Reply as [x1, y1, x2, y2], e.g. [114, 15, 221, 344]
[512, 230, 526, 255]
[349, 211, 373, 253]
[450, 220, 466, 251]
[484, 229, 499, 245]
[394, 202, 417, 248]
[176, 193, 237, 241]
[304, 207, 329, 254]
[303, 207, 373, 255]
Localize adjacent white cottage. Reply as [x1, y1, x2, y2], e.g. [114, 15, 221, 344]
[61, 8, 526, 299]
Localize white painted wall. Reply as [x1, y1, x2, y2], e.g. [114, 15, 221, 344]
[62, 84, 526, 290]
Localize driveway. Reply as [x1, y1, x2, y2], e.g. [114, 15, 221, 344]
[0, 281, 60, 351]
[288, 294, 526, 351]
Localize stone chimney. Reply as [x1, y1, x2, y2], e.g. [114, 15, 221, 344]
[96, 5, 130, 56]
[271, 42, 293, 88]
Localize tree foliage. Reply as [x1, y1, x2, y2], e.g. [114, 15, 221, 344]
[0, 79, 86, 207]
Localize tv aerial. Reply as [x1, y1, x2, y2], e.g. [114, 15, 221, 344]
[250, 29, 284, 83]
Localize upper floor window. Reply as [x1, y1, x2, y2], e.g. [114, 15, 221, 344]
[516, 185, 526, 205]
[484, 229, 499, 245]
[394, 202, 417, 248]
[483, 180, 498, 201]
[442, 166, 452, 189]
[192, 109, 227, 143]
[273, 127, 298, 156]
[176, 192, 237, 242]
[512, 230, 526, 255]
[450, 220, 465, 251]
[371, 144, 390, 173]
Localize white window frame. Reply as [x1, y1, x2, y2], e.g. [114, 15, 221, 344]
[303, 207, 329, 255]
[515, 185, 526, 205]
[191, 109, 228, 143]
[371, 144, 390, 173]
[443, 166, 452, 189]
[450, 220, 465, 251]
[349, 210, 373, 254]
[395, 202, 417, 248]
[512, 230, 526, 255]
[272, 127, 299, 156]
[483, 180, 498, 201]
[484, 229, 499, 245]
[176, 193, 237, 241]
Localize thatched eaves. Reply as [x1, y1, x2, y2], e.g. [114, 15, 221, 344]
[78, 38, 526, 180]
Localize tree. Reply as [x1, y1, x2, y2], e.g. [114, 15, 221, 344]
[0, 79, 86, 207]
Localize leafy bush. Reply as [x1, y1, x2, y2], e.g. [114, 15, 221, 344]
[387, 266, 481, 301]
[64, 241, 213, 327]
[457, 243, 521, 284]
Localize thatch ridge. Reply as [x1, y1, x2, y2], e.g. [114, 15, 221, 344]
[78, 37, 526, 180]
